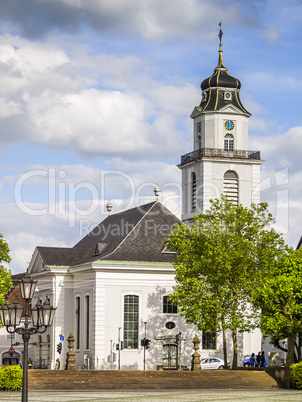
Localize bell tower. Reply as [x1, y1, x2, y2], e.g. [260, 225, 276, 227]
[179, 26, 263, 224]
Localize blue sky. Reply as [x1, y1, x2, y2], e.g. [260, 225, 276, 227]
[0, 0, 301, 274]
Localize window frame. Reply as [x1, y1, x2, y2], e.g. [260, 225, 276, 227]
[202, 331, 217, 350]
[224, 133, 234, 151]
[75, 296, 80, 350]
[163, 295, 177, 314]
[85, 295, 90, 350]
[123, 295, 139, 349]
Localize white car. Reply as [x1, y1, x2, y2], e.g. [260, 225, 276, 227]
[200, 357, 225, 370]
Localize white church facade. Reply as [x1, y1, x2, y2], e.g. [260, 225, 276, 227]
[2, 37, 263, 370]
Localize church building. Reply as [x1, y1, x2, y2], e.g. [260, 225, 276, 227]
[5, 35, 263, 370]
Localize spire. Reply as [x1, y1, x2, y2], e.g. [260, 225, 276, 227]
[217, 22, 226, 70]
[154, 185, 161, 200]
[199, 22, 250, 115]
[106, 200, 113, 215]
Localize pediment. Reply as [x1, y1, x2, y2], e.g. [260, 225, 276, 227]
[190, 106, 203, 118]
[27, 248, 47, 274]
[218, 104, 246, 114]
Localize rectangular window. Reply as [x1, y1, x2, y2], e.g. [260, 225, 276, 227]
[76, 296, 80, 349]
[163, 295, 177, 314]
[202, 331, 216, 350]
[85, 295, 90, 349]
[124, 295, 139, 349]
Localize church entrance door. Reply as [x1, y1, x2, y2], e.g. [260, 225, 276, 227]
[162, 344, 178, 369]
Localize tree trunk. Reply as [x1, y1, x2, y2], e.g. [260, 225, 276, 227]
[297, 334, 302, 362]
[232, 329, 238, 369]
[286, 332, 295, 367]
[222, 328, 228, 369]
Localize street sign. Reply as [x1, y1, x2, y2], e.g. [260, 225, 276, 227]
[60, 336, 64, 341]
[8, 346, 15, 357]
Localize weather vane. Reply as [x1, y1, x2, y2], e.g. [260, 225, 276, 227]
[218, 22, 223, 44]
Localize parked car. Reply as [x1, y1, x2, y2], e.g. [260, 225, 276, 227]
[200, 357, 225, 370]
[243, 354, 267, 367]
[243, 355, 250, 367]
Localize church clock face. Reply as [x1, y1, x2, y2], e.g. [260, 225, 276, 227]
[225, 120, 234, 130]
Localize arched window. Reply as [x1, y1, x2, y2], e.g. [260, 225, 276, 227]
[85, 295, 90, 350]
[2, 351, 20, 366]
[223, 170, 238, 206]
[75, 296, 80, 349]
[124, 295, 139, 349]
[224, 134, 234, 151]
[191, 172, 196, 212]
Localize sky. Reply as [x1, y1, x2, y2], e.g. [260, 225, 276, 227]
[0, 0, 301, 275]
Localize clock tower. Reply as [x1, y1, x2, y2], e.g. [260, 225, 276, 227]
[179, 30, 263, 223]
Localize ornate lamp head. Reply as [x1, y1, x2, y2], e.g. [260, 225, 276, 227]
[0, 296, 23, 327]
[18, 274, 37, 301]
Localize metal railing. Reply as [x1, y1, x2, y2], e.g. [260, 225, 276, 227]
[32, 358, 47, 369]
[180, 148, 261, 165]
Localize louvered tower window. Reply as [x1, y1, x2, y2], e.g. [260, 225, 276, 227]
[223, 170, 238, 206]
[224, 134, 234, 151]
[191, 172, 196, 212]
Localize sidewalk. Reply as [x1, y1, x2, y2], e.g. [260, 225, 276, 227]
[0, 389, 301, 401]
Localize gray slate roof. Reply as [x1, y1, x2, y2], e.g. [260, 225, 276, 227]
[37, 201, 181, 267]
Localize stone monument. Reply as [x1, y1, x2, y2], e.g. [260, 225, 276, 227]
[191, 334, 201, 371]
[65, 332, 76, 371]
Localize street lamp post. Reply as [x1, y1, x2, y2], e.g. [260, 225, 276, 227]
[0, 274, 56, 402]
[143, 321, 147, 371]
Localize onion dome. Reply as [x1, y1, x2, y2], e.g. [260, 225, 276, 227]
[200, 46, 241, 92]
[199, 27, 250, 116]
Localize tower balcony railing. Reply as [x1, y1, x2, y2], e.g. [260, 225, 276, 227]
[179, 148, 261, 166]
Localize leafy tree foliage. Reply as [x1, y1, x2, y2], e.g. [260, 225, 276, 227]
[0, 365, 23, 391]
[0, 233, 12, 307]
[167, 196, 286, 369]
[252, 250, 302, 367]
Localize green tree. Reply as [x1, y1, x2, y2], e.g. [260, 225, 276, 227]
[252, 250, 302, 367]
[167, 196, 286, 369]
[0, 233, 12, 307]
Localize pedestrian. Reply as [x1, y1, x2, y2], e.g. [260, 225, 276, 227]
[56, 358, 60, 370]
[256, 351, 261, 367]
[250, 353, 257, 367]
[260, 351, 266, 367]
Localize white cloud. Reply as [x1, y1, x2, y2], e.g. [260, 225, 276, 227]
[258, 126, 302, 168]
[0, 0, 281, 43]
[0, 36, 193, 159]
[0, 98, 23, 118]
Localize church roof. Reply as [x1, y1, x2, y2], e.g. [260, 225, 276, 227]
[297, 236, 302, 250]
[36, 201, 182, 267]
[198, 43, 250, 116]
[37, 246, 93, 266]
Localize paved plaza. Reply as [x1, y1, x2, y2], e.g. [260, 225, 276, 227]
[0, 390, 301, 401]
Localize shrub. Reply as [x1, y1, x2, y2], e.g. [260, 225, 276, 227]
[291, 361, 302, 389]
[0, 365, 23, 391]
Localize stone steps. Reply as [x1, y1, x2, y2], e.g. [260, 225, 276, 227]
[28, 369, 279, 391]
